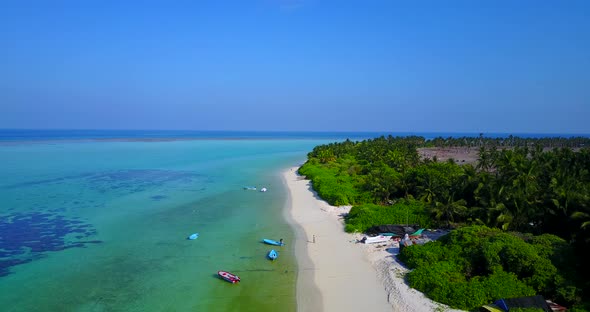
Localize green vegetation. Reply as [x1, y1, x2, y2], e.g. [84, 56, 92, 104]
[345, 200, 432, 233]
[298, 155, 366, 205]
[299, 135, 590, 310]
[398, 226, 574, 310]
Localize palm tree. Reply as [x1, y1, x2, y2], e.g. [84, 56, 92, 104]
[431, 195, 468, 227]
[476, 146, 494, 172]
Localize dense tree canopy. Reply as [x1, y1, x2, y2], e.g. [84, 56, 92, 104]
[299, 135, 590, 310]
[399, 226, 575, 310]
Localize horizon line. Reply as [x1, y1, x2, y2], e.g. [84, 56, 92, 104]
[1, 128, 589, 136]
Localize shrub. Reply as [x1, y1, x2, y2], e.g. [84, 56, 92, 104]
[400, 226, 560, 310]
[345, 199, 431, 233]
[399, 241, 444, 268]
[480, 270, 535, 302]
[299, 161, 368, 205]
[406, 261, 465, 295]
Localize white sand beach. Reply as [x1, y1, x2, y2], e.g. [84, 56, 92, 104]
[283, 167, 463, 312]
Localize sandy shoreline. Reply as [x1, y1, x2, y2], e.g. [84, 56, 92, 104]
[283, 167, 391, 311]
[283, 166, 464, 312]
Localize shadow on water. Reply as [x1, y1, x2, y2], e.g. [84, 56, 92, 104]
[150, 195, 168, 201]
[233, 268, 275, 272]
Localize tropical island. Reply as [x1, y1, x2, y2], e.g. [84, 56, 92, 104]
[297, 135, 590, 311]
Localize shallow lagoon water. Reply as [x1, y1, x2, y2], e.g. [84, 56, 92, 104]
[0, 139, 332, 311]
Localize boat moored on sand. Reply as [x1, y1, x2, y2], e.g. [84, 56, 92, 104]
[361, 235, 391, 244]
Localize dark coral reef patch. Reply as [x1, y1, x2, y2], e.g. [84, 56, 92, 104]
[0, 212, 100, 277]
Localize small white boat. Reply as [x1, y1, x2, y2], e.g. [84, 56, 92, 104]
[260, 187, 267, 192]
[361, 235, 390, 244]
[188, 233, 199, 240]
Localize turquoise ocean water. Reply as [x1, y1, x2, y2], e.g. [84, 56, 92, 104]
[0, 137, 337, 312]
[3, 130, 586, 311]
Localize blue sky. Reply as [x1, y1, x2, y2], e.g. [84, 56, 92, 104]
[1, 0, 589, 133]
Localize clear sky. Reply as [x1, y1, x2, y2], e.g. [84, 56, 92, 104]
[1, 0, 589, 134]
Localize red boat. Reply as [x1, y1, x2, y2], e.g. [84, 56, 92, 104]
[218, 271, 241, 284]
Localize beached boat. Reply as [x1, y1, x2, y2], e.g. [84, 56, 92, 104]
[263, 238, 284, 246]
[361, 235, 391, 244]
[268, 249, 278, 260]
[188, 233, 199, 240]
[218, 271, 240, 284]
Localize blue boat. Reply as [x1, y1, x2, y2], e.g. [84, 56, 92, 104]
[268, 249, 278, 260]
[262, 238, 284, 246]
[188, 233, 199, 240]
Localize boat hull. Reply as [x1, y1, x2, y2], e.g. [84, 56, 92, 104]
[263, 239, 284, 246]
[362, 235, 391, 244]
[218, 271, 240, 284]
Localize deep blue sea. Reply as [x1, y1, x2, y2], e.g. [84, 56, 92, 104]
[0, 130, 587, 311]
[2, 129, 588, 143]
